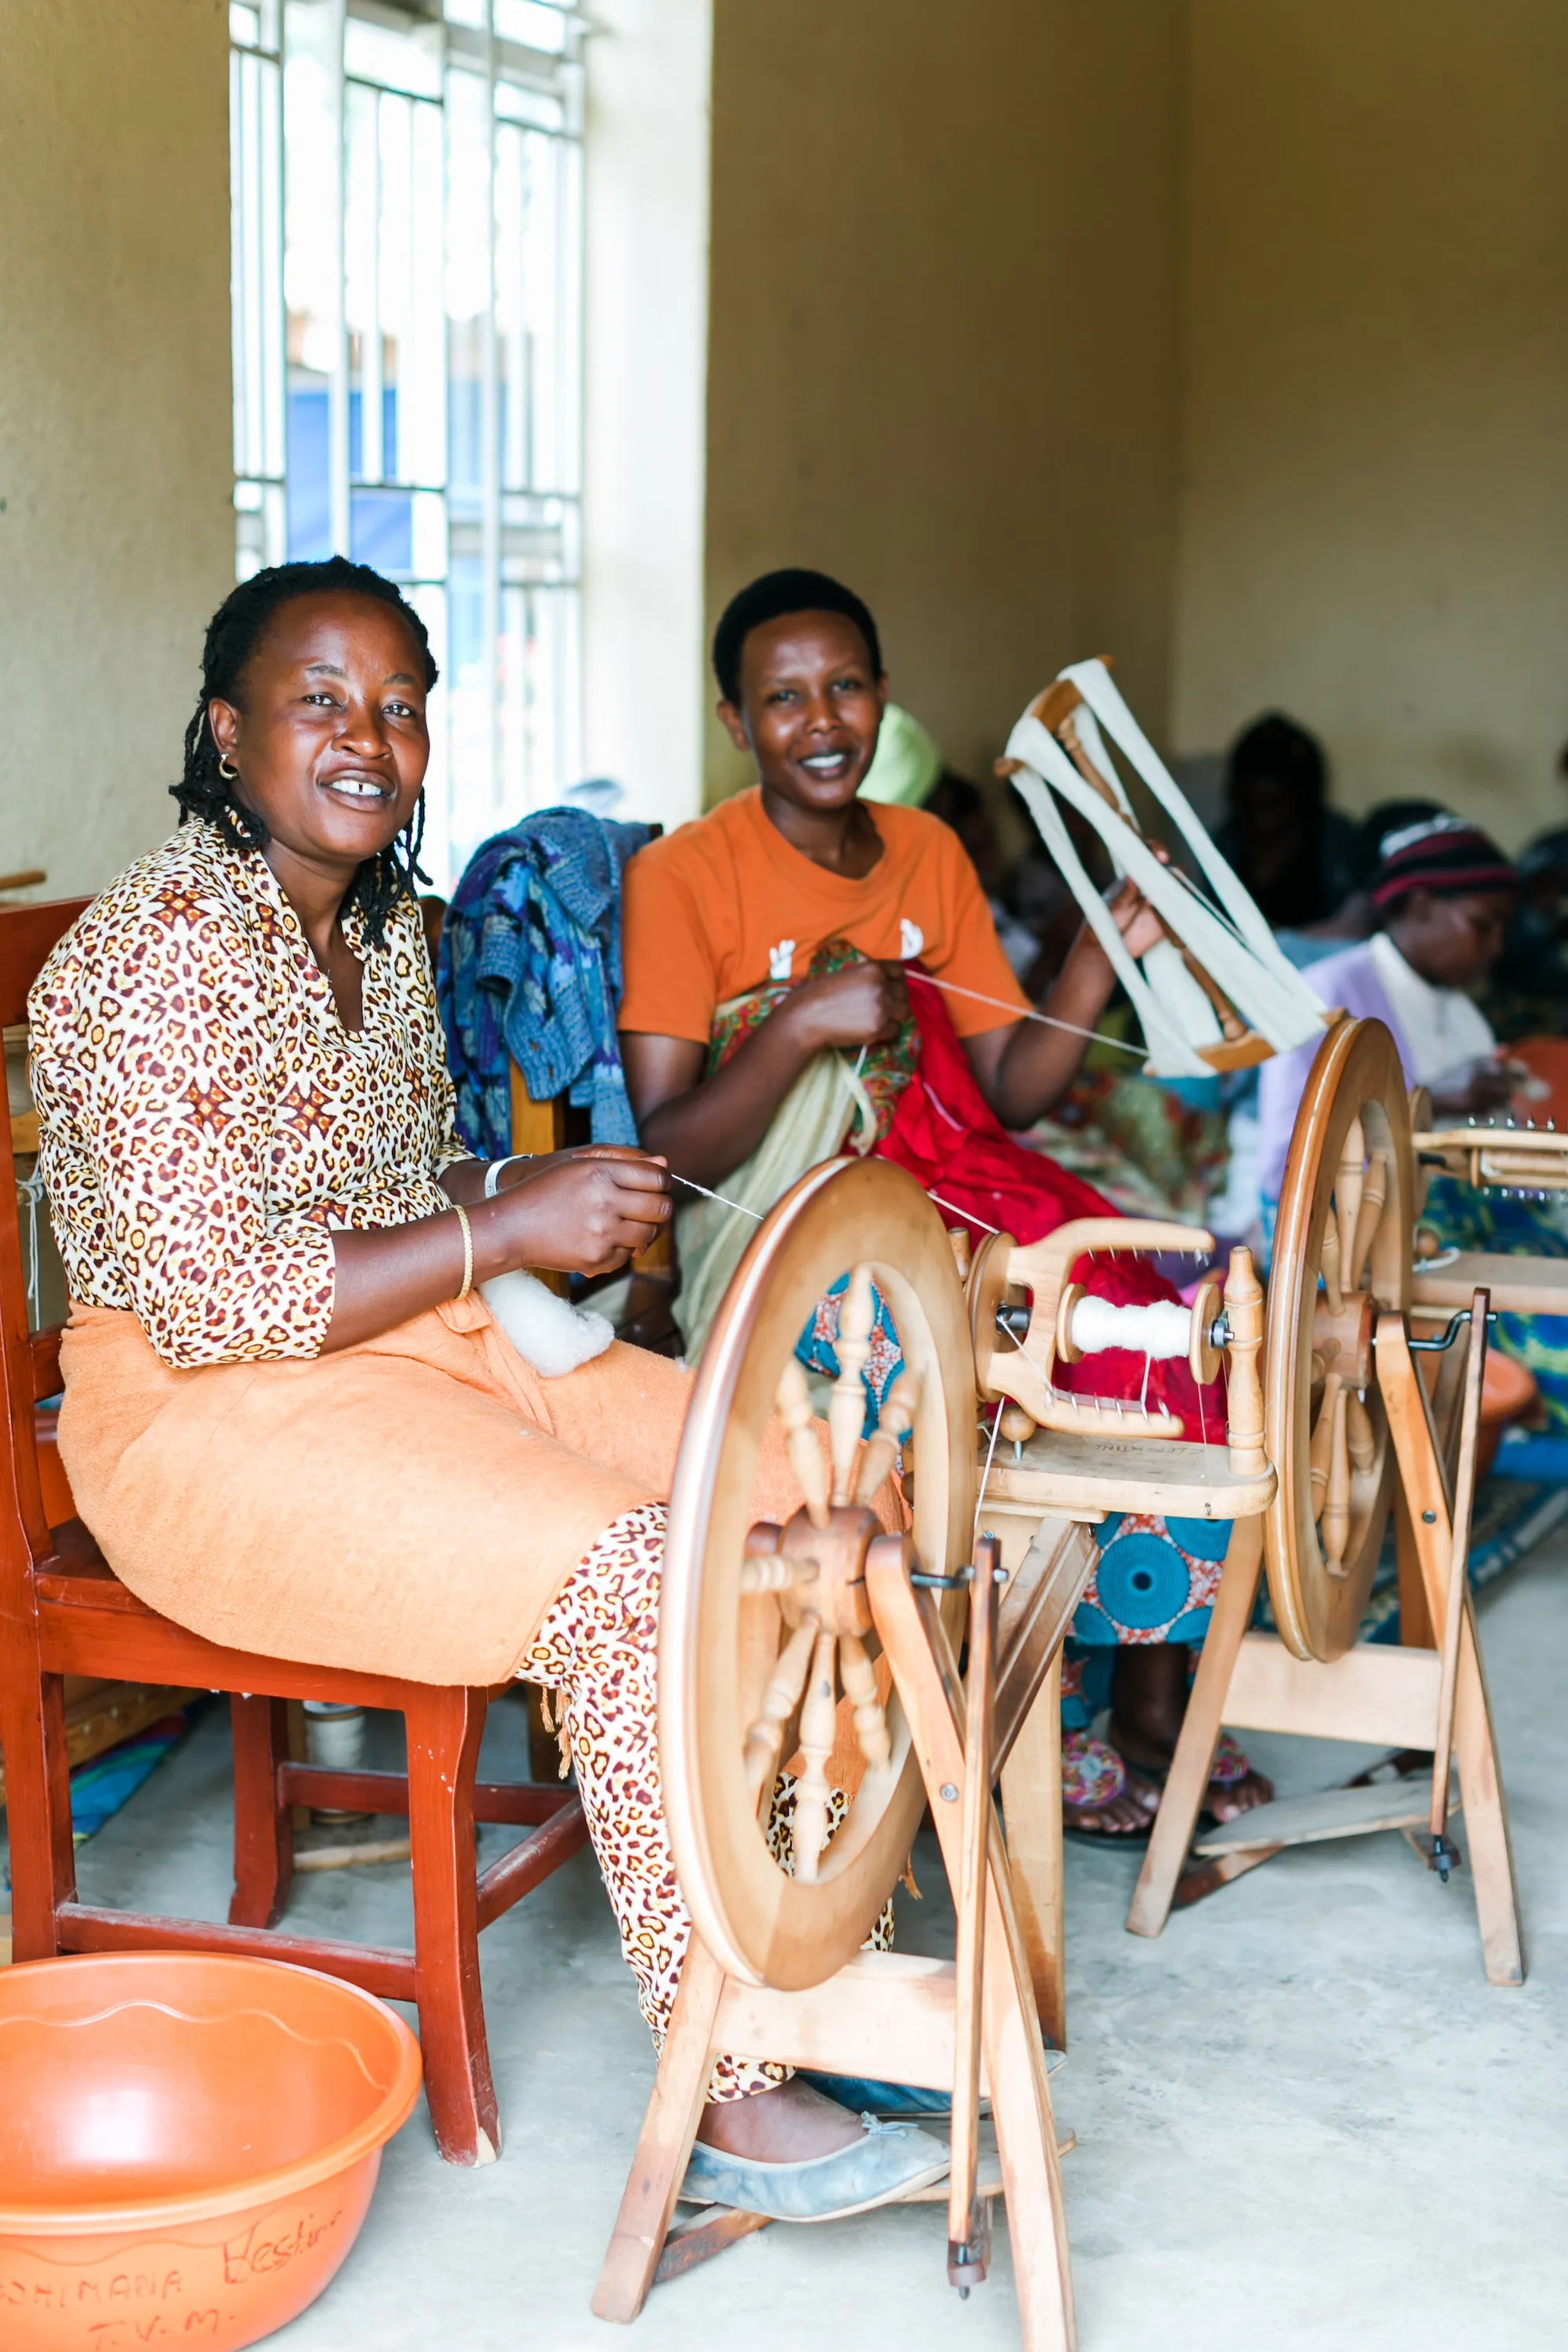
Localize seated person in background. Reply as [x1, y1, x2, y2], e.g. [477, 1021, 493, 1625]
[1276, 797, 1448, 962]
[1258, 817, 1568, 1430]
[1214, 710, 1359, 931]
[920, 768, 1040, 980]
[619, 565, 1271, 1839]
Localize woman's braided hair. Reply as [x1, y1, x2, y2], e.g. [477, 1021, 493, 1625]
[172, 557, 438, 949]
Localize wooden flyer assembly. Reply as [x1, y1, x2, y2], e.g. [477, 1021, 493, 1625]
[999, 658, 1336, 1078]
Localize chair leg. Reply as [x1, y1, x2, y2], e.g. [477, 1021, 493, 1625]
[229, 1693, 295, 1929]
[1, 1664, 78, 1960]
[407, 1685, 499, 2165]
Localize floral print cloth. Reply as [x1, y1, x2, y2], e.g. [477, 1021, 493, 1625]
[29, 823, 469, 1367]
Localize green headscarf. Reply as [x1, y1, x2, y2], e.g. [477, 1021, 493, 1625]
[860, 702, 943, 807]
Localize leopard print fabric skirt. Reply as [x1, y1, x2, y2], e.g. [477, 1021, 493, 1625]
[520, 1500, 890, 2103]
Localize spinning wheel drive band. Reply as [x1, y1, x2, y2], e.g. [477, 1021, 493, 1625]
[1265, 1018, 1414, 1663]
[659, 1156, 976, 1992]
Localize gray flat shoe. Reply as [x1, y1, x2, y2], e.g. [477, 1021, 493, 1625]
[681, 2113, 950, 2223]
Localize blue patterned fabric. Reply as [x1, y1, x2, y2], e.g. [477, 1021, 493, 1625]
[796, 1272, 904, 1436]
[1263, 1175, 1568, 1434]
[437, 808, 651, 1158]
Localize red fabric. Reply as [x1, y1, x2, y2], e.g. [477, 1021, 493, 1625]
[874, 969, 1221, 1437]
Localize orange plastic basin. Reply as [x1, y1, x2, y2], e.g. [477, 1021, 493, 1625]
[0, 1951, 422, 2351]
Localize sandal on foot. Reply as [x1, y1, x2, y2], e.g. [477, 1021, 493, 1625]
[680, 2113, 950, 2223]
[1061, 1731, 1158, 1848]
[1110, 1729, 1269, 1823]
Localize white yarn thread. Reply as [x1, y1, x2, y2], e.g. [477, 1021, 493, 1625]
[1067, 1295, 1191, 1362]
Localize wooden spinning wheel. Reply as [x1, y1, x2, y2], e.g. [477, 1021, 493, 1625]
[660, 1153, 974, 1991]
[597, 1156, 1083, 2349]
[1131, 1019, 1523, 1985]
[1264, 1014, 1414, 1662]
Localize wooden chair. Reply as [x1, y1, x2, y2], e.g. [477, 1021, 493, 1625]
[0, 898, 589, 2164]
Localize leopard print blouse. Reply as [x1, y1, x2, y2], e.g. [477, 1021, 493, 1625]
[29, 822, 471, 1368]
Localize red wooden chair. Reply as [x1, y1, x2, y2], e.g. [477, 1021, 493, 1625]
[0, 898, 588, 2164]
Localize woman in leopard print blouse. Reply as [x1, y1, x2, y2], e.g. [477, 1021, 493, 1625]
[28, 558, 945, 2216]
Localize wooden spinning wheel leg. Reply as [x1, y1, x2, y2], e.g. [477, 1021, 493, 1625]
[1000, 1655, 1065, 2049]
[592, 1941, 727, 2323]
[1452, 1603, 1523, 1986]
[1378, 1309, 1523, 1987]
[869, 1549, 1076, 2352]
[1126, 1517, 1264, 1939]
[984, 1829, 1076, 2352]
[989, 1506, 1071, 2049]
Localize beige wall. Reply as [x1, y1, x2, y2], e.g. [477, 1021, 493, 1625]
[0, 0, 234, 897]
[1172, 0, 1568, 846]
[703, 0, 1185, 808]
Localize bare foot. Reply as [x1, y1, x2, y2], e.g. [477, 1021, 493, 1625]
[1062, 1773, 1162, 1838]
[695, 2078, 863, 2163]
[1200, 1758, 1275, 1821]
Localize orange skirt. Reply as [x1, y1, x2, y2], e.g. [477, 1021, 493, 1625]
[57, 1295, 805, 1688]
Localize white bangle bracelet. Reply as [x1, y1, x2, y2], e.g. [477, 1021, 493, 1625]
[483, 1153, 530, 1199]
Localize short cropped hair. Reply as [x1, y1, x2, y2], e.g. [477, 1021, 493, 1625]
[711, 568, 883, 704]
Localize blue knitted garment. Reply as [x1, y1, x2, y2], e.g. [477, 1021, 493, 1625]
[437, 808, 651, 1157]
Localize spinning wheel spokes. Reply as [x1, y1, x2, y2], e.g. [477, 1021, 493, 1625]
[740, 1269, 920, 1881]
[660, 1158, 975, 1991]
[1265, 1018, 1414, 1661]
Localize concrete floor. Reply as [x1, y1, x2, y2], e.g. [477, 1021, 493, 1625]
[24, 1532, 1568, 2352]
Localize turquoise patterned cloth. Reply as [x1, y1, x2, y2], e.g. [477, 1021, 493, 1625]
[1060, 1512, 1231, 1732]
[1262, 1178, 1568, 1432]
[1420, 1174, 1568, 1431]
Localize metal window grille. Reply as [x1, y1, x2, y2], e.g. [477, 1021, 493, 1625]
[229, 0, 585, 889]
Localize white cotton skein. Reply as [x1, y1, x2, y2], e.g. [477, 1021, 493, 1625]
[1067, 1296, 1192, 1362]
[479, 1269, 614, 1377]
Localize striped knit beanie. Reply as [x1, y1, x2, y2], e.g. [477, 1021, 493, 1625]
[1371, 815, 1515, 913]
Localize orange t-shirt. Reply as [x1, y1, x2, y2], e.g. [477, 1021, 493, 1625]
[618, 787, 1030, 1044]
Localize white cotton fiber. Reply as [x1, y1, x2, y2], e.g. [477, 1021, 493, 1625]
[478, 1269, 614, 1377]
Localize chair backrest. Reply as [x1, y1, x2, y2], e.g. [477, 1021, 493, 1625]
[0, 898, 91, 1597]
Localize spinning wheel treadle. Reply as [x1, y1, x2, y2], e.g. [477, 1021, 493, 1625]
[1265, 1015, 1414, 1662]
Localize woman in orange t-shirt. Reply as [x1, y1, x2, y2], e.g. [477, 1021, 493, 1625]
[619, 568, 1272, 1842]
[619, 570, 1159, 1208]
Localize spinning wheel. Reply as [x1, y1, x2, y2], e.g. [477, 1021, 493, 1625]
[1264, 1014, 1414, 1661]
[1131, 1020, 1523, 1985]
[660, 1154, 973, 1990]
[597, 1156, 1083, 2350]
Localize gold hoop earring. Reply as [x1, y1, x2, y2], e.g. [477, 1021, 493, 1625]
[218, 755, 238, 782]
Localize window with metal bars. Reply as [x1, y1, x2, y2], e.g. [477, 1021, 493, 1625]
[229, 0, 585, 889]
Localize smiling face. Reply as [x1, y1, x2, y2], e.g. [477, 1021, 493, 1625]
[717, 610, 887, 815]
[205, 590, 430, 884]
